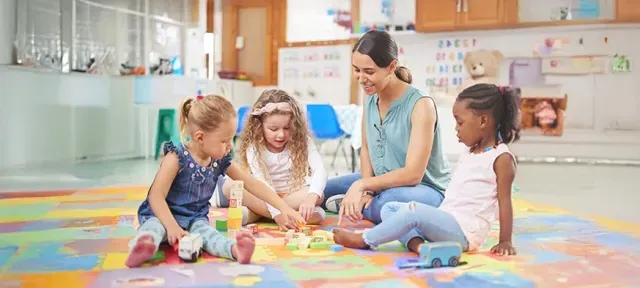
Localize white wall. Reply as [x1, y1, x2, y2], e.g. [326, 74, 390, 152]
[286, 0, 352, 43]
[0, 0, 16, 64]
[279, 2, 640, 161]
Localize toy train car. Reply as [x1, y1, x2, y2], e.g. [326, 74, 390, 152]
[398, 241, 462, 269]
[178, 233, 203, 263]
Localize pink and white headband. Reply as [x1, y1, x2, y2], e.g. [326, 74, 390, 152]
[250, 102, 292, 116]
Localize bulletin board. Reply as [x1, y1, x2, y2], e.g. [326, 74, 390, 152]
[278, 44, 353, 106]
[428, 38, 478, 93]
[395, 26, 640, 132]
[399, 37, 478, 97]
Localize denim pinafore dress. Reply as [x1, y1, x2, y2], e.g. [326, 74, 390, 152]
[137, 142, 232, 229]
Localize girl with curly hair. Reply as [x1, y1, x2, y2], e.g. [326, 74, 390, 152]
[231, 89, 328, 230]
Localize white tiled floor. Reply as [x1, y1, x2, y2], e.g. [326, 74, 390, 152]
[1, 157, 638, 224]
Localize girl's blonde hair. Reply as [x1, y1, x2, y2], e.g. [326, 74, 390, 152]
[178, 95, 237, 142]
[238, 89, 311, 192]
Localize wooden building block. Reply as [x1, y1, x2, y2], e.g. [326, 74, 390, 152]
[215, 220, 227, 231]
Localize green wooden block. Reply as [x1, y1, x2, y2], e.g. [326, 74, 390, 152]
[310, 242, 332, 249]
[216, 219, 227, 231]
[286, 242, 299, 251]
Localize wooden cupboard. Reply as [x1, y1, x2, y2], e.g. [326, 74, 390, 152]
[416, 0, 512, 32]
[616, 0, 640, 22]
[415, 0, 639, 32]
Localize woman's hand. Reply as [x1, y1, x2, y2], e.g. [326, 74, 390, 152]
[273, 214, 299, 231]
[338, 180, 366, 224]
[490, 241, 517, 256]
[299, 194, 320, 221]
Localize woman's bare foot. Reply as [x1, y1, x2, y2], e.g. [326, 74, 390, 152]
[332, 228, 369, 249]
[125, 235, 156, 268]
[231, 231, 256, 264]
[306, 207, 327, 225]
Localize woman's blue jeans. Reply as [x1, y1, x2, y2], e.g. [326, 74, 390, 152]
[322, 173, 445, 224]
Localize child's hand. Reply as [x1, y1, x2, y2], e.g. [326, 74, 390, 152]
[299, 194, 319, 221]
[274, 214, 298, 231]
[167, 225, 189, 246]
[490, 241, 516, 256]
[280, 206, 306, 227]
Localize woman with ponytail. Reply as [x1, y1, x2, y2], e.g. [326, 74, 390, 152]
[323, 30, 452, 226]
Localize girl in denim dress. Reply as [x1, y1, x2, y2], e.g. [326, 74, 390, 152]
[126, 95, 305, 268]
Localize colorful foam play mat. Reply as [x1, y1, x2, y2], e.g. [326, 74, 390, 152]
[0, 186, 639, 287]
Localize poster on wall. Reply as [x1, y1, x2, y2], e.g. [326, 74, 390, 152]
[541, 56, 608, 74]
[424, 38, 477, 96]
[278, 45, 352, 106]
[612, 54, 632, 72]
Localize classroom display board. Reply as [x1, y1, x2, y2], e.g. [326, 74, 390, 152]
[395, 26, 639, 133]
[278, 45, 352, 106]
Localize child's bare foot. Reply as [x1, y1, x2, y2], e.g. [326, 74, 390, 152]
[125, 235, 156, 268]
[231, 231, 255, 264]
[332, 228, 369, 249]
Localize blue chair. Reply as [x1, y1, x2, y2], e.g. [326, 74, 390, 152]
[231, 106, 250, 159]
[306, 104, 351, 169]
[236, 105, 250, 136]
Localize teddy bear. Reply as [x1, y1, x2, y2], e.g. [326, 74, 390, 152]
[457, 49, 504, 93]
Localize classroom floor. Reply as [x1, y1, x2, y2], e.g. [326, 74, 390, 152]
[1, 159, 639, 287]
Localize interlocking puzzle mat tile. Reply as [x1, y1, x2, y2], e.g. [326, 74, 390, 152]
[1, 187, 639, 287]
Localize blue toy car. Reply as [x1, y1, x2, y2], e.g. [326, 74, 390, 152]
[398, 241, 462, 269]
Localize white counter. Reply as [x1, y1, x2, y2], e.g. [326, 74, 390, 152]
[0, 66, 224, 169]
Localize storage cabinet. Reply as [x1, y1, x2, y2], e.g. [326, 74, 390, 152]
[415, 0, 639, 33]
[459, 0, 506, 27]
[415, 0, 458, 31]
[415, 0, 510, 32]
[617, 0, 640, 22]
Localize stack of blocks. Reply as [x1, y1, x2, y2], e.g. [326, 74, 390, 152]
[283, 228, 342, 251]
[227, 181, 244, 239]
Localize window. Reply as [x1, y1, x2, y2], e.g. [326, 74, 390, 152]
[15, 0, 194, 74]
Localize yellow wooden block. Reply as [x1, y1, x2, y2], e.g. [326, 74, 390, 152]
[228, 207, 243, 219]
[227, 218, 242, 229]
[101, 253, 128, 270]
[312, 230, 327, 237]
